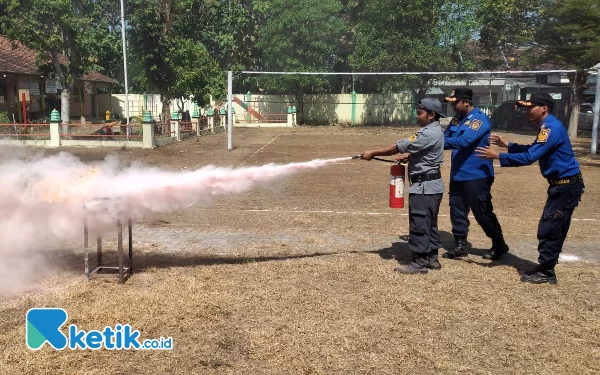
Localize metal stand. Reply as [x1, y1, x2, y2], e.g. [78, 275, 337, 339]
[84, 217, 133, 284]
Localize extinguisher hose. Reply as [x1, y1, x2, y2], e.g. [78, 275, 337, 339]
[351, 155, 397, 163]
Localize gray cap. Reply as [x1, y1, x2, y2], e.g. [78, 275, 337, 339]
[418, 98, 447, 118]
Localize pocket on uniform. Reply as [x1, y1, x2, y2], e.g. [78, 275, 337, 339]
[570, 188, 584, 197]
[477, 192, 491, 202]
[565, 188, 584, 209]
[477, 192, 492, 212]
[410, 209, 428, 235]
[538, 210, 562, 239]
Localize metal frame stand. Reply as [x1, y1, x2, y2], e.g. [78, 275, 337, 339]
[84, 217, 133, 284]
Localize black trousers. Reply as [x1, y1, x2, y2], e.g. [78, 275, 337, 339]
[538, 181, 584, 268]
[449, 178, 504, 245]
[409, 193, 443, 255]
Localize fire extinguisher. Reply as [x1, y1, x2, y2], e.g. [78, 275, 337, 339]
[389, 161, 406, 209]
[351, 155, 406, 208]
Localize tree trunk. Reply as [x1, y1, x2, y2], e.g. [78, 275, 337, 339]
[60, 86, 71, 134]
[295, 90, 304, 125]
[568, 70, 587, 138]
[161, 96, 171, 136]
[568, 100, 580, 139]
[50, 51, 71, 133]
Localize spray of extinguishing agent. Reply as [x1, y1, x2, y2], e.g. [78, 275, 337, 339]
[352, 155, 406, 209]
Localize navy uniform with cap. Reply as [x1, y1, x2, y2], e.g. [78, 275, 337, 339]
[443, 88, 509, 260]
[476, 93, 584, 284]
[360, 98, 445, 274]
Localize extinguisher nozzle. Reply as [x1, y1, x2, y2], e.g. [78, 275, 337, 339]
[351, 155, 362, 159]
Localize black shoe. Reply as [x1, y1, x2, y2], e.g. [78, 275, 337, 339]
[427, 256, 442, 270]
[394, 262, 429, 274]
[442, 237, 468, 259]
[395, 254, 429, 274]
[520, 267, 557, 284]
[482, 243, 510, 260]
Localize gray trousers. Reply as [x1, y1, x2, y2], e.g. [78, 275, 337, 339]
[408, 193, 443, 256]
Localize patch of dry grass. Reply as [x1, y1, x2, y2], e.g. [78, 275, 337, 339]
[1, 250, 600, 374]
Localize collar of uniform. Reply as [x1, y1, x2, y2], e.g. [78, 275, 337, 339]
[425, 121, 441, 129]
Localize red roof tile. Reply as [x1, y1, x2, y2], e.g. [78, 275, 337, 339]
[0, 35, 114, 83]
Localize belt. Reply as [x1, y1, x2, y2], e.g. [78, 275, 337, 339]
[548, 173, 583, 186]
[410, 171, 442, 184]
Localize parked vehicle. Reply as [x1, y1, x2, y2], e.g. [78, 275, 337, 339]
[491, 100, 596, 133]
[489, 101, 530, 131]
[578, 103, 595, 132]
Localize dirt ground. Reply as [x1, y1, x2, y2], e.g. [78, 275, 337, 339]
[1, 126, 599, 374]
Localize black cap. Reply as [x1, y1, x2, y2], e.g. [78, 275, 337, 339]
[444, 88, 473, 102]
[516, 93, 554, 110]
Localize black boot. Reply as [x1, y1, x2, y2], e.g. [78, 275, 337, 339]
[442, 237, 469, 259]
[482, 241, 510, 260]
[427, 249, 442, 270]
[394, 253, 429, 274]
[521, 266, 557, 284]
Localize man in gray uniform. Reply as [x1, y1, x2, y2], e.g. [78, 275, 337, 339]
[361, 98, 445, 274]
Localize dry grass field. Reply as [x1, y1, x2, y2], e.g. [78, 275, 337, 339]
[1, 126, 599, 374]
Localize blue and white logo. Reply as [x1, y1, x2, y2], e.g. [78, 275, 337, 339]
[26, 308, 173, 350]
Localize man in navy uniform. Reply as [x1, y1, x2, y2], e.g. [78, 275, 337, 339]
[361, 98, 445, 274]
[443, 88, 509, 260]
[476, 92, 584, 284]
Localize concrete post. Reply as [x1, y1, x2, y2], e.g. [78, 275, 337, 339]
[142, 111, 155, 149]
[246, 91, 251, 122]
[171, 110, 181, 141]
[351, 90, 357, 125]
[287, 106, 292, 126]
[208, 108, 214, 133]
[49, 109, 61, 148]
[220, 107, 226, 131]
[292, 106, 297, 126]
[192, 103, 200, 135]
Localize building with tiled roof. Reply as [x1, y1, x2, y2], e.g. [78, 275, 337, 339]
[0, 35, 115, 122]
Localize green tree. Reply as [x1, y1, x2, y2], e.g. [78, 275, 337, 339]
[128, 0, 231, 122]
[537, 0, 600, 136]
[476, 0, 548, 68]
[198, 0, 262, 73]
[349, 0, 479, 99]
[254, 0, 346, 124]
[83, 0, 126, 91]
[0, 0, 96, 125]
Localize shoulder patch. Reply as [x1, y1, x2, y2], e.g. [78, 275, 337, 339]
[470, 119, 483, 131]
[408, 135, 417, 142]
[537, 127, 551, 143]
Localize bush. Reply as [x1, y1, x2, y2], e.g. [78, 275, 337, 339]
[0, 112, 10, 124]
[29, 117, 49, 124]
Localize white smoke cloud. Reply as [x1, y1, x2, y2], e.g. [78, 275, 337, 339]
[0, 151, 349, 294]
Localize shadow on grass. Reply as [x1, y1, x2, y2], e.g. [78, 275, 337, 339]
[372, 230, 538, 272]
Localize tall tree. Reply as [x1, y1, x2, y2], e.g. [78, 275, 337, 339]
[0, 0, 95, 125]
[83, 0, 125, 91]
[254, 0, 346, 124]
[476, 0, 548, 69]
[128, 0, 224, 122]
[537, 0, 600, 136]
[349, 0, 479, 99]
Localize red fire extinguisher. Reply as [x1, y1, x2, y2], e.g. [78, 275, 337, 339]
[389, 161, 406, 208]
